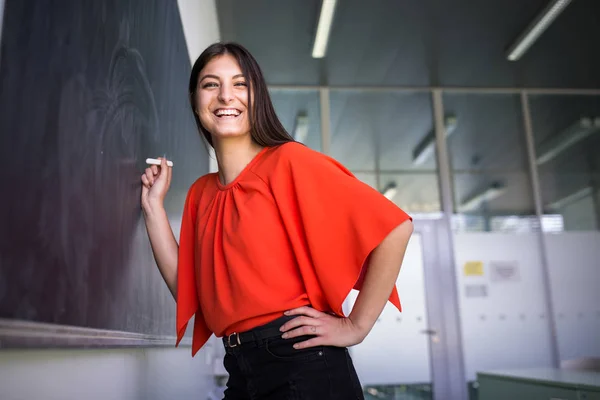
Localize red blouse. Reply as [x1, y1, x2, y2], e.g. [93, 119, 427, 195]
[176, 142, 411, 356]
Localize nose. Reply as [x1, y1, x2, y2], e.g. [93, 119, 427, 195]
[218, 84, 234, 103]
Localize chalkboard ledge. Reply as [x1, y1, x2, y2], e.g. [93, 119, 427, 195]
[0, 319, 192, 349]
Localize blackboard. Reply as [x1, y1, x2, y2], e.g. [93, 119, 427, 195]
[0, 0, 207, 347]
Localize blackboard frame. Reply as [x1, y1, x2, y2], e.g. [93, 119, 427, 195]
[0, 318, 192, 349]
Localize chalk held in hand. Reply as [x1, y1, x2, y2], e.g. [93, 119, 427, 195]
[146, 158, 173, 167]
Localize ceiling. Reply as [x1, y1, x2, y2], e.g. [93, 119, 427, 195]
[216, 0, 600, 221]
[217, 0, 600, 88]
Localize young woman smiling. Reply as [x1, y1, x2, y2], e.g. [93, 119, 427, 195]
[141, 42, 413, 400]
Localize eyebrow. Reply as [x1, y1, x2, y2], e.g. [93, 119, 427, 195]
[199, 73, 245, 83]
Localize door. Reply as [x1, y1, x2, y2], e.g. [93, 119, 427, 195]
[345, 218, 467, 400]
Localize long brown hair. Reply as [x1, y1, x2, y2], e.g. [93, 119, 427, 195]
[188, 42, 295, 147]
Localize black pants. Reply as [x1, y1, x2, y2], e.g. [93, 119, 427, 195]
[222, 315, 365, 399]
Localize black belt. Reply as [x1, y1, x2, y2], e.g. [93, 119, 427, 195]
[222, 315, 294, 348]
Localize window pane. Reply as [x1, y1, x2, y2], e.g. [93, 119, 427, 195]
[379, 173, 440, 213]
[444, 93, 536, 231]
[529, 94, 600, 232]
[270, 89, 321, 152]
[330, 90, 440, 214]
[445, 93, 554, 385]
[330, 90, 377, 170]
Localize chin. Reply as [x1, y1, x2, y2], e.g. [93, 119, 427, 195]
[212, 130, 251, 140]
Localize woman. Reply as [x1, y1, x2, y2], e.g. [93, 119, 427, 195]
[141, 42, 413, 399]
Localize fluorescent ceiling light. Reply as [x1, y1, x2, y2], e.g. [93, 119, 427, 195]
[459, 182, 506, 213]
[412, 115, 458, 166]
[293, 112, 309, 143]
[506, 0, 573, 61]
[536, 117, 599, 165]
[312, 0, 337, 58]
[546, 186, 593, 210]
[382, 181, 397, 201]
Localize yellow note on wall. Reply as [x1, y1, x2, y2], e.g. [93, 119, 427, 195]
[464, 261, 484, 276]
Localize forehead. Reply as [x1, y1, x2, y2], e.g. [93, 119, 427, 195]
[201, 54, 243, 77]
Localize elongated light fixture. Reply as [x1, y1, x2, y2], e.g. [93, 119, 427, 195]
[458, 182, 506, 213]
[506, 0, 572, 61]
[536, 117, 599, 165]
[413, 115, 458, 166]
[312, 0, 337, 58]
[547, 186, 593, 210]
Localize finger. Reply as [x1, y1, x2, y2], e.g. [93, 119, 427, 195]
[280, 316, 318, 333]
[293, 337, 323, 350]
[141, 181, 149, 199]
[151, 165, 158, 175]
[163, 158, 173, 186]
[284, 306, 324, 319]
[145, 168, 155, 185]
[282, 324, 320, 339]
[141, 174, 151, 187]
[160, 158, 172, 185]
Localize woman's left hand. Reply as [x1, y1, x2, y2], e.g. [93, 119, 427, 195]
[279, 306, 368, 349]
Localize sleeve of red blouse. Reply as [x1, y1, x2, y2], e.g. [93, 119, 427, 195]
[175, 182, 211, 356]
[269, 143, 412, 316]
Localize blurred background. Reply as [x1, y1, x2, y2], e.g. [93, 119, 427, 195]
[0, 1, 599, 399]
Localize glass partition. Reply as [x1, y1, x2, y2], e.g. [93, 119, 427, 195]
[444, 93, 554, 392]
[330, 90, 440, 215]
[444, 93, 536, 231]
[528, 94, 600, 368]
[269, 89, 322, 152]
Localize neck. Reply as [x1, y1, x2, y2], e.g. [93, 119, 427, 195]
[213, 135, 263, 186]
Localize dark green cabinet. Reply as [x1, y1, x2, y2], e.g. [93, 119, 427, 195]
[477, 368, 600, 400]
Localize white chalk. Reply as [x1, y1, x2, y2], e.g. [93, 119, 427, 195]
[146, 158, 173, 167]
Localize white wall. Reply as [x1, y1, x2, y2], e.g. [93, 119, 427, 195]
[454, 233, 555, 381]
[0, 2, 221, 400]
[177, 0, 220, 65]
[454, 231, 600, 380]
[545, 232, 600, 362]
[0, 348, 214, 400]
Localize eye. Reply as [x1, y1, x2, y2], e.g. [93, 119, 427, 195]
[202, 82, 218, 89]
[234, 81, 247, 87]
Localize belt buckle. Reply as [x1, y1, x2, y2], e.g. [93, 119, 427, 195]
[227, 332, 241, 348]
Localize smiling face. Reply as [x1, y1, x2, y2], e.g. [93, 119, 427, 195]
[195, 54, 251, 142]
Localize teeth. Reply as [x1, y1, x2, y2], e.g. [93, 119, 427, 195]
[215, 109, 240, 116]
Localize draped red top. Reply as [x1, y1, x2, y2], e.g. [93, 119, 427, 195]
[175, 142, 411, 356]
